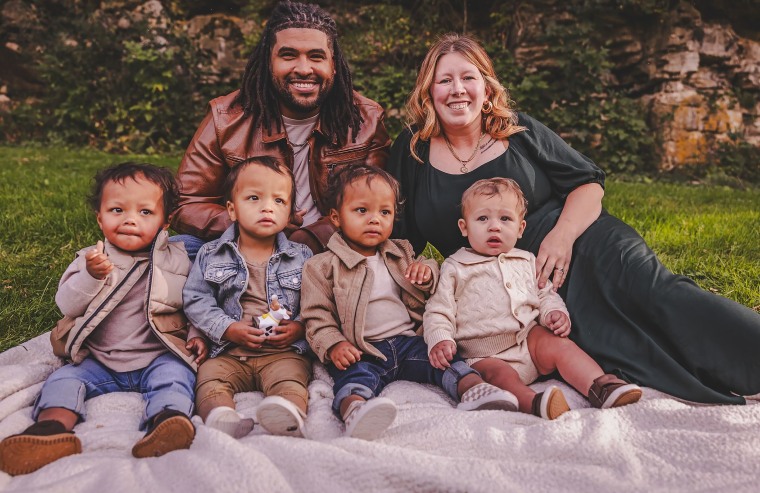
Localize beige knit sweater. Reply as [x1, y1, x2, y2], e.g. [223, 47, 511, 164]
[423, 247, 569, 359]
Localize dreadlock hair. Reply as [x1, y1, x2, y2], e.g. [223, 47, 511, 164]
[233, 1, 362, 147]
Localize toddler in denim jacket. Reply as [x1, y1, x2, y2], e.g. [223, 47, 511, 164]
[184, 156, 313, 438]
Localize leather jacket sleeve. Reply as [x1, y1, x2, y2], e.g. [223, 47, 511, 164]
[171, 107, 233, 240]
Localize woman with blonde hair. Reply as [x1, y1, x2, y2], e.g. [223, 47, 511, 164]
[388, 33, 760, 405]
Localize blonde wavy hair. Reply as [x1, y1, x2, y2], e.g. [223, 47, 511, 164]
[405, 33, 526, 162]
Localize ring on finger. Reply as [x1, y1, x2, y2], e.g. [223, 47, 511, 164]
[554, 267, 565, 274]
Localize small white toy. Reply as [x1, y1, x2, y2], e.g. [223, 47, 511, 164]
[256, 295, 291, 337]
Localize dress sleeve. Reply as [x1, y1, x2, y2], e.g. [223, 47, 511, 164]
[388, 128, 428, 255]
[516, 113, 606, 198]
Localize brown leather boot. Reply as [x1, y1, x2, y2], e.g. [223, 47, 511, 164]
[531, 386, 570, 420]
[588, 374, 642, 409]
[131, 410, 195, 458]
[0, 420, 81, 476]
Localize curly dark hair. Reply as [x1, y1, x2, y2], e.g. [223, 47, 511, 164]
[233, 1, 362, 147]
[88, 162, 178, 221]
[325, 164, 403, 217]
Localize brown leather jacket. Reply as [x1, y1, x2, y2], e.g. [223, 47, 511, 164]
[171, 90, 391, 242]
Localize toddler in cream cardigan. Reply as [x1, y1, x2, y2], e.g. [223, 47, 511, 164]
[424, 178, 642, 419]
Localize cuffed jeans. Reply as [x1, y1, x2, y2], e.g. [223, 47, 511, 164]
[327, 335, 477, 414]
[33, 352, 195, 430]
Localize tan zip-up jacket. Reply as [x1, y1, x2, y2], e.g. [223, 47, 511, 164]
[301, 233, 439, 363]
[50, 231, 201, 371]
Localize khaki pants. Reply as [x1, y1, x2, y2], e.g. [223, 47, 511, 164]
[196, 351, 311, 420]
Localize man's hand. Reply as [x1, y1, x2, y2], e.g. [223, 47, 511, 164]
[222, 321, 266, 349]
[545, 311, 571, 337]
[327, 341, 362, 371]
[85, 241, 113, 280]
[429, 340, 456, 370]
[266, 320, 305, 348]
[186, 337, 209, 365]
[405, 261, 432, 285]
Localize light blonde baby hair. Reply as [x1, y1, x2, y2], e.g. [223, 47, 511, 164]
[460, 177, 528, 219]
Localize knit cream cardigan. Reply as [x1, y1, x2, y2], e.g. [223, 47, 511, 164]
[423, 247, 569, 359]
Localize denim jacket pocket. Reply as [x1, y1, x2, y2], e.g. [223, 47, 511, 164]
[274, 269, 303, 313]
[204, 263, 238, 284]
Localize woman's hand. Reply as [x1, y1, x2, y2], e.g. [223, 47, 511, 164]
[535, 226, 574, 291]
[536, 183, 604, 291]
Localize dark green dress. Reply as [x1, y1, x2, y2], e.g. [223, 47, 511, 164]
[388, 114, 760, 404]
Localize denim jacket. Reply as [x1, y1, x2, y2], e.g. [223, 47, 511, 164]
[183, 224, 312, 358]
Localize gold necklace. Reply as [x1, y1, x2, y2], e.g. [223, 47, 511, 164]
[443, 132, 486, 173]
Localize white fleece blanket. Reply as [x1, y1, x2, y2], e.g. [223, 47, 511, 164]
[0, 333, 758, 493]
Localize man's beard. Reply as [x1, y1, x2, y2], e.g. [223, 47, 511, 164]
[274, 75, 335, 117]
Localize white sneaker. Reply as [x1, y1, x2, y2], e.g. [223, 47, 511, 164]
[457, 382, 519, 412]
[256, 396, 305, 437]
[343, 397, 397, 440]
[205, 406, 255, 438]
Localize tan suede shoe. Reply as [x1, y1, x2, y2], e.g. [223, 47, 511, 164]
[0, 420, 82, 476]
[131, 410, 195, 458]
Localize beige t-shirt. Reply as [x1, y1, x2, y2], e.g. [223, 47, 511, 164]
[282, 114, 320, 227]
[363, 253, 417, 341]
[229, 259, 285, 356]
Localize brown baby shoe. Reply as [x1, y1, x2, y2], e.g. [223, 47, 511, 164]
[0, 420, 82, 476]
[531, 386, 570, 420]
[588, 374, 642, 409]
[131, 410, 195, 458]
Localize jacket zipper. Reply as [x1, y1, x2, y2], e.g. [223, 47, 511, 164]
[66, 262, 141, 355]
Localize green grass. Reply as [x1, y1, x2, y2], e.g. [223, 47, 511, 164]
[1, 146, 759, 352]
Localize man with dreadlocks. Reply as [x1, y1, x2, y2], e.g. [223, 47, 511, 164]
[172, 1, 390, 257]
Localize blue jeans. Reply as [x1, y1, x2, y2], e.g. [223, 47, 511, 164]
[33, 353, 195, 430]
[170, 234, 206, 262]
[327, 335, 477, 415]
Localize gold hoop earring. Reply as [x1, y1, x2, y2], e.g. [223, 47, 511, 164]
[482, 100, 493, 114]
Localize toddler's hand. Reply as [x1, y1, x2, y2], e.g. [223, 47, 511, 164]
[267, 319, 305, 348]
[429, 340, 456, 370]
[223, 321, 266, 349]
[405, 262, 432, 285]
[186, 337, 209, 365]
[327, 341, 362, 371]
[85, 241, 113, 280]
[545, 311, 571, 337]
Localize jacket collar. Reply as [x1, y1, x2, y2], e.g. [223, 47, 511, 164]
[215, 223, 301, 259]
[449, 247, 533, 265]
[102, 231, 162, 270]
[260, 115, 330, 145]
[326, 233, 405, 269]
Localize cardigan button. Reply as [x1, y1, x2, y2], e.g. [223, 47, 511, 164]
[506, 282, 512, 289]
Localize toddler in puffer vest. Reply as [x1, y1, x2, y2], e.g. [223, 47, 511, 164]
[0, 163, 207, 476]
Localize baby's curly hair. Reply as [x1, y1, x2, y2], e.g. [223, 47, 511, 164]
[325, 164, 403, 216]
[89, 162, 179, 221]
[460, 177, 528, 219]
